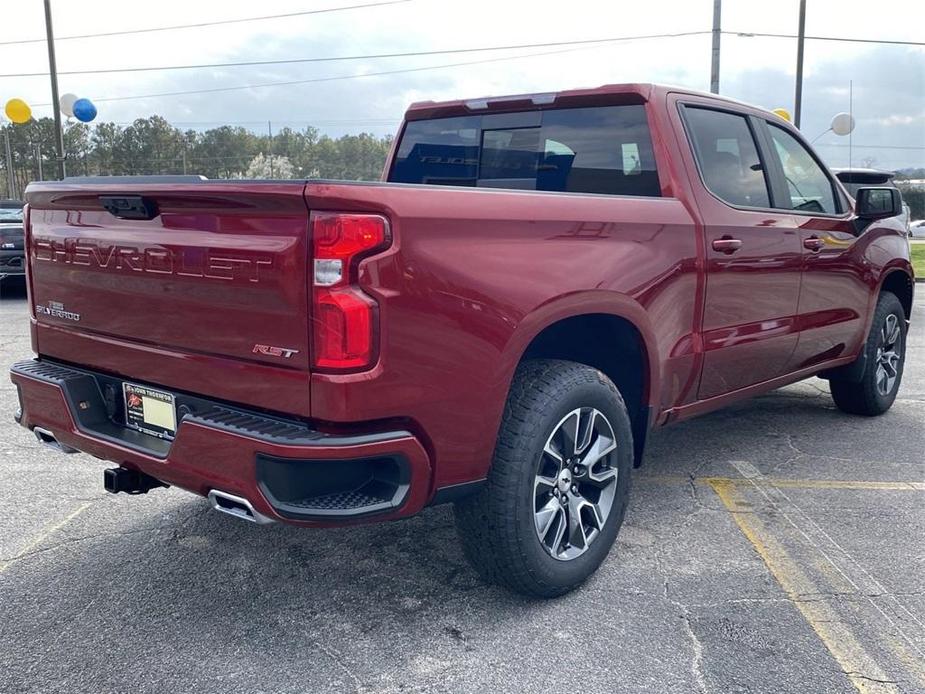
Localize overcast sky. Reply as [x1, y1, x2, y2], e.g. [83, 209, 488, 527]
[2, 0, 923, 169]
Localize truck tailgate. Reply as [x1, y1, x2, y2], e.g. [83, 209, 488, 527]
[25, 182, 313, 412]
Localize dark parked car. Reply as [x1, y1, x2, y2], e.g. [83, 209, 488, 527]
[0, 200, 26, 284]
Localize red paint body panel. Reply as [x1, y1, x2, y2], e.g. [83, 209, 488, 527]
[13, 84, 913, 526]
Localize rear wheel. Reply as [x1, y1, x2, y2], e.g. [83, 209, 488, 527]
[454, 359, 633, 598]
[830, 291, 906, 416]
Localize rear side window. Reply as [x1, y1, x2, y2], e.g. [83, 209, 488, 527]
[767, 124, 839, 214]
[389, 105, 661, 197]
[683, 107, 771, 208]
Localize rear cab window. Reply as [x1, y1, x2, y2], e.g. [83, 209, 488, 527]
[389, 105, 661, 197]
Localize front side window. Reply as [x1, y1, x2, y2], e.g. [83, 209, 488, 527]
[768, 125, 838, 214]
[390, 105, 660, 197]
[684, 107, 771, 208]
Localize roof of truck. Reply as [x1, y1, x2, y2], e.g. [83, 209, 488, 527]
[404, 82, 779, 121]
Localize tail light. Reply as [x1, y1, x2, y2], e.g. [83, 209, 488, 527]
[311, 212, 390, 371]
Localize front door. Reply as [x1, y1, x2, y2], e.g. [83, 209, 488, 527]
[759, 121, 869, 370]
[679, 104, 804, 400]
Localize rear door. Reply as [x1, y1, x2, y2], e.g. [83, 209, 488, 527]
[675, 99, 804, 399]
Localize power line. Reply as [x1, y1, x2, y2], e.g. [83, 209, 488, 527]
[0, 31, 710, 78]
[28, 42, 675, 107]
[814, 143, 925, 150]
[120, 119, 401, 126]
[0, 1, 412, 47]
[724, 31, 925, 47]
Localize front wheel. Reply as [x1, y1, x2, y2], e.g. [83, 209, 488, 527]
[454, 359, 633, 598]
[830, 291, 906, 416]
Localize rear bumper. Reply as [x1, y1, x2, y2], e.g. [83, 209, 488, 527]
[10, 359, 432, 526]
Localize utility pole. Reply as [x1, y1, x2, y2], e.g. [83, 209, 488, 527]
[36, 145, 44, 181]
[793, 0, 807, 128]
[3, 133, 15, 199]
[710, 0, 721, 94]
[43, 0, 66, 179]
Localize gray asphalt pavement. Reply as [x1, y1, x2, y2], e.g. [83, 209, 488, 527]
[1, 278, 923, 694]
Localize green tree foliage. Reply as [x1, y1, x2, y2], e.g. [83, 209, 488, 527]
[1, 116, 392, 197]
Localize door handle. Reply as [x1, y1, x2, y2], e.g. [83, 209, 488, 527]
[712, 236, 742, 254]
[803, 236, 825, 252]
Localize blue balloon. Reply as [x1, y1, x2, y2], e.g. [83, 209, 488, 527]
[72, 98, 97, 123]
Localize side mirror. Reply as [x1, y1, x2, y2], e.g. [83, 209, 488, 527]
[855, 187, 901, 220]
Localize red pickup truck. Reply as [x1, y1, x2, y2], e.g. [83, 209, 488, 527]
[11, 84, 913, 597]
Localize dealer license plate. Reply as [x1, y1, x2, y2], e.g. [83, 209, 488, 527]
[123, 382, 177, 440]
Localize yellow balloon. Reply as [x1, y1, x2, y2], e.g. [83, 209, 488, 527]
[4, 98, 32, 124]
[772, 107, 792, 123]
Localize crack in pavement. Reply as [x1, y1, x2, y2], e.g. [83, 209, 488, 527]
[652, 489, 712, 693]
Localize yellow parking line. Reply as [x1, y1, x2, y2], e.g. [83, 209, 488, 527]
[754, 478, 922, 492]
[708, 478, 899, 694]
[637, 475, 924, 492]
[0, 502, 92, 574]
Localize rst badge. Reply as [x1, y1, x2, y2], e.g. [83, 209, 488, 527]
[253, 344, 299, 359]
[36, 300, 80, 322]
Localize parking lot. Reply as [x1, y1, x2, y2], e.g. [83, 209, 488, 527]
[0, 280, 922, 694]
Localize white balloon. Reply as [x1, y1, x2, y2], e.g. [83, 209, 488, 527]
[59, 93, 78, 118]
[831, 112, 855, 136]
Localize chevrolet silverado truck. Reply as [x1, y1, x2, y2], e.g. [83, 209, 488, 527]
[11, 84, 913, 597]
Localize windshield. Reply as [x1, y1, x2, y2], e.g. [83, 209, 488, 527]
[0, 207, 24, 223]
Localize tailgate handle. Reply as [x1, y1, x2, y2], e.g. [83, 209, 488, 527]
[100, 195, 159, 220]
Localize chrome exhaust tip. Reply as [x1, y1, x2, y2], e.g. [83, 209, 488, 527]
[207, 489, 275, 525]
[32, 426, 79, 454]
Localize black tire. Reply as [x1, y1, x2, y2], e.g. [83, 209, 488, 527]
[454, 359, 633, 598]
[830, 291, 906, 416]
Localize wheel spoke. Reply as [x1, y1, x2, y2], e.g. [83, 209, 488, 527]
[577, 497, 605, 530]
[566, 498, 588, 550]
[535, 498, 562, 539]
[549, 509, 567, 554]
[543, 440, 565, 467]
[882, 352, 898, 378]
[586, 466, 618, 487]
[579, 430, 616, 470]
[876, 366, 889, 393]
[534, 474, 558, 496]
[558, 411, 581, 456]
[884, 314, 900, 346]
[575, 408, 595, 455]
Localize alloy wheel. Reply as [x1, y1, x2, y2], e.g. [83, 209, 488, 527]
[533, 407, 619, 561]
[875, 313, 902, 396]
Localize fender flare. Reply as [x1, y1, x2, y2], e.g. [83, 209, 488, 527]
[497, 290, 661, 419]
